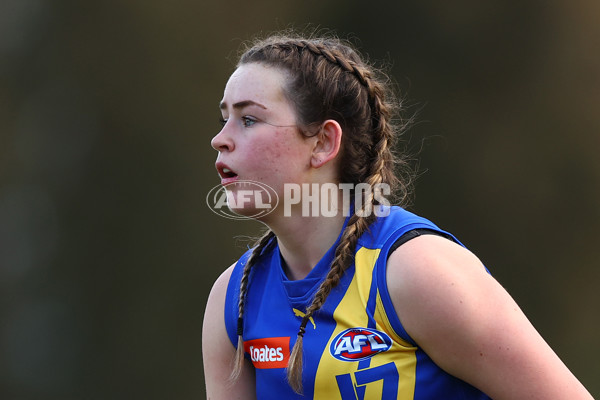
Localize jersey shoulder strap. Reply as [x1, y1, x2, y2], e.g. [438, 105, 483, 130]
[386, 228, 454, 259]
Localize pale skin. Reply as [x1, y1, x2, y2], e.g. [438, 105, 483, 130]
[202, 63, 593, 399]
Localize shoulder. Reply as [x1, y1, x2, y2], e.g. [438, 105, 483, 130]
[203, 263, 257, 399]
[216, 248, 257, 296]
[203, 261, 242, 352]
[204, 263, 237, 333]
[204, 260, 244, 335]
[359, 206, 445, 248]
[386, 234, 593, 399]
[387, 233, 487, 302]
[213, 262, 237, 293]
[386, 234, 492, 356]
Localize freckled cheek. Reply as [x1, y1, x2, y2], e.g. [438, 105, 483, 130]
[237, 142, 280, 181]
[241, 131, 308, 182]
[274, 141, 308, 174]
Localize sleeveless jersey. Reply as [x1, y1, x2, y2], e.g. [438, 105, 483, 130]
[224, 206, 491, 399]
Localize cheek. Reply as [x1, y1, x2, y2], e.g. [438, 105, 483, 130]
[251, 137, 309, 181]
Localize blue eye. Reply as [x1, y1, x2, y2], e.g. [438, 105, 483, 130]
[219, 116, 259, 128]
[242, 116, 257, 127]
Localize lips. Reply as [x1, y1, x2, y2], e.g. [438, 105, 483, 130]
[216, 162, 238, 184]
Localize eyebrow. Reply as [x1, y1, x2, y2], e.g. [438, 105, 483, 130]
[219, 100, 268, 111]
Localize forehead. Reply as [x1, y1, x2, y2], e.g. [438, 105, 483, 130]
[221, 63, 289, 109]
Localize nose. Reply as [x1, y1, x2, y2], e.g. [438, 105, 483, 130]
[211, 126, 234, 152]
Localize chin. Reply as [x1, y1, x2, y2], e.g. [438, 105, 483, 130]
[225, 187, 278, 220]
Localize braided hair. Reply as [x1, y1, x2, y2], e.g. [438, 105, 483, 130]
[229, 33, 413, 393]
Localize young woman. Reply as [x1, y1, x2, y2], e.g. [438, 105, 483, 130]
[202, 34, 593, 399]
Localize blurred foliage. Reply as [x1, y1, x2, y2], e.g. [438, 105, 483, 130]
[0, 0, 598, 398]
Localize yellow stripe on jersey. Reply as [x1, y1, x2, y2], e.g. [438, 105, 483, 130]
[373, 290, 418, 399]
[313, 247, 418, 399]
[313, 248, 375, 399]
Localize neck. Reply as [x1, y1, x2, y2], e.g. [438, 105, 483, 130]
[263, 208, 348, 281]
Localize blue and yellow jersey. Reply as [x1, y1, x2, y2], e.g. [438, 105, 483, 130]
[224, 206, 491, 399]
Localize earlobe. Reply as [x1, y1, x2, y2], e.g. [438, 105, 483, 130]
[311, 120, 342, 168]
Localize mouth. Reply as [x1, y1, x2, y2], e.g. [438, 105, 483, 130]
[216, 163, 238, 181]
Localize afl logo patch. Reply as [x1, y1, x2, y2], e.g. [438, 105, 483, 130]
[329, 328, 392, 362]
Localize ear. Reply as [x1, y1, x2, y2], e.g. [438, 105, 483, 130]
[310, 119, 342, 168]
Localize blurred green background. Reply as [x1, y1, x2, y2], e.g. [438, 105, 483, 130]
[1, 0, 598, 398]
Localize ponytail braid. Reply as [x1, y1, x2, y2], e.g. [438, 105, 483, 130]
[230, 230, 275, 382]
[286, 214, 367, 392]
[234, 33, 414, 394]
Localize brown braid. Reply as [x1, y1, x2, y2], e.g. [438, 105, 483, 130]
[286, 72, 394, 391]
[286, 214, 366, 391]
[294, 40, 371, 88]
[231, 33, 414, 394]
[230, 230, 275, 382]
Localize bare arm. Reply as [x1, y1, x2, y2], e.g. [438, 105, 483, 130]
[387, 235, 593, 400]
[202, 264, 256, 400]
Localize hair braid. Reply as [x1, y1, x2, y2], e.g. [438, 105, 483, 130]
[294, 40, 371, 88]
[230, 230, 275, 382]
[234, 33, 414, 394]
[284, 41, 405, 394]
[286, 214, 368, 392]
[289, 38, 404, 202]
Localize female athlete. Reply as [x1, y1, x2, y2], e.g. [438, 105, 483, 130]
[202, 33, 593, 399]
